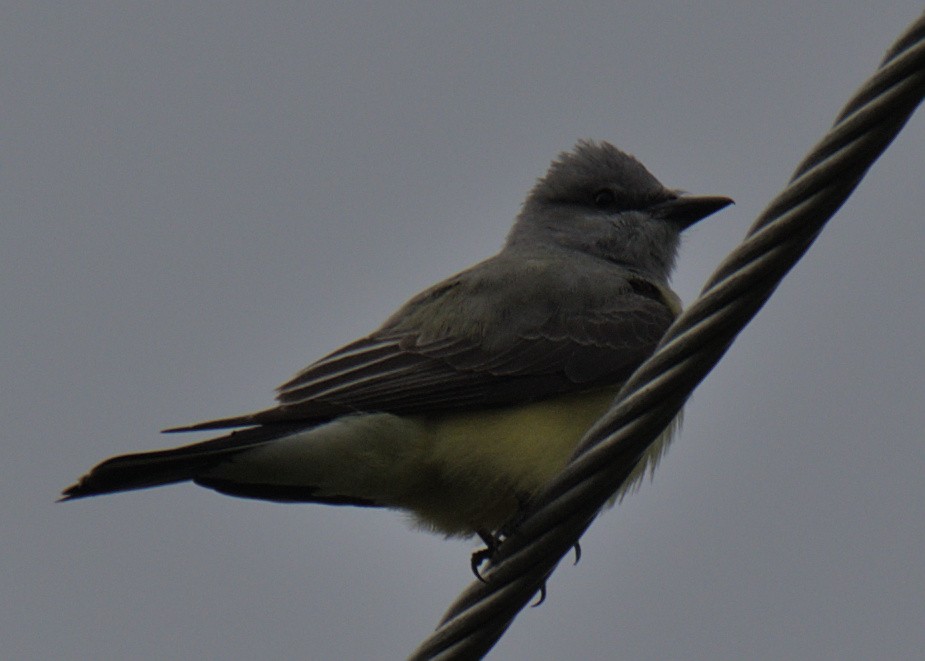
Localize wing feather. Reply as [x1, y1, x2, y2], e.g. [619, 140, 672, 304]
[168, 265, 676, 432]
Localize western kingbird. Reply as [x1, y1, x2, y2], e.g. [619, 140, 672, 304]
[63, 141, 731, 544]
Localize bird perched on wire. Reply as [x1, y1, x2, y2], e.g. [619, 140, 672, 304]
[63, 141, 731, 558]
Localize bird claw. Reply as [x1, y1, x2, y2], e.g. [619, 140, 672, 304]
[470, 548, 492, 582]
[469, 499, 579, 598]
[471, 529, 502, 582]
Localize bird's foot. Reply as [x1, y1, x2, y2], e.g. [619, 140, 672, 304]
[471, 529, 503, 582]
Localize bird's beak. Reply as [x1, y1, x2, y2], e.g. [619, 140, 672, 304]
[651, 195, 734, 230]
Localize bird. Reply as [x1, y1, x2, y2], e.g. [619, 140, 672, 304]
[63, 141, 732, 554]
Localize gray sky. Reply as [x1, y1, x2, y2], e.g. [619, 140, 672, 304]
[4, 4, 924, 660]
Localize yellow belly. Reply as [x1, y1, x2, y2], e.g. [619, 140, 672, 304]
[210, 386, 678, 539]
[400, 386, 673, 536]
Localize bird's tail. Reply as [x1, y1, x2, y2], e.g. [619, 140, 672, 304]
[60, 424, 308, 500]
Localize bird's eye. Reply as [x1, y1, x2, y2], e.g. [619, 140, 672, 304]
[593, 189, 616, 207]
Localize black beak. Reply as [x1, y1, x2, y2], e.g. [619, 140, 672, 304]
[650, 195, 734, 230]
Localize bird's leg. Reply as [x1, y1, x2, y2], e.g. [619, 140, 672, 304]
[470, 491, 532, 580]
[471, 529, 502, 581]
[469, 493, 580, 596]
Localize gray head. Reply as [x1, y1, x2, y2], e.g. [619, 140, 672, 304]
[506, 140, 732, 282]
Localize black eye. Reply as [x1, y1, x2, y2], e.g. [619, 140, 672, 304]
[593, 189, 615, 207]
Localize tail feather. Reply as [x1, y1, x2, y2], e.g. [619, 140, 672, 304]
[61, 424, 309, 500]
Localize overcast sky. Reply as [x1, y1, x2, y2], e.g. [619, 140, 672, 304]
[4, 4, 924, 660]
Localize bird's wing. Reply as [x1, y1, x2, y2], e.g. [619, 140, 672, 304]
[167, 268, 676, 432]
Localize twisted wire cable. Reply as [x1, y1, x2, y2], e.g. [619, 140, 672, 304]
[409, 12, 925, 661]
